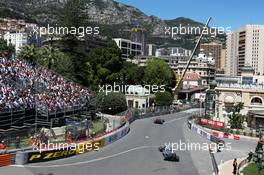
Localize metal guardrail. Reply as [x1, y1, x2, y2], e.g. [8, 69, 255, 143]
[209, 151, 219, 175]
[237, 158, 248, 175]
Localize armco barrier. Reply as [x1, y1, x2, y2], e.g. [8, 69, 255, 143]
[104, 122, 129, 145]
[0, 154, 12, 167]
[14, 122, 130, 165]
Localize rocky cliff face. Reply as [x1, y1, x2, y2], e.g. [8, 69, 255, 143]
[0, 0, 225, 48]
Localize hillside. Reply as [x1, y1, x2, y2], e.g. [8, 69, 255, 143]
[0, 0, 226, 49]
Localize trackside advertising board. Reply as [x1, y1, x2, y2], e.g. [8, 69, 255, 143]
[27, 148, 77, 163]
[200, 118, 225, 129]
[104, 123, 129, 145]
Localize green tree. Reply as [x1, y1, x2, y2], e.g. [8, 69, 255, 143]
[52, 52, 74, 78]
[58, 0, 91, 86]
[87, 40, 123, 86]
[0, 38, 8, 52]
[155, 91, 173, 106]
[0, 38, 15, 58]
[18, 44, 37, 62]
[120, 62, 144, 85]
[144, 58, 175, 90]
[36, 45, 55, 69]
[229, 102, 245, 129]
[95, 92, 127, 115]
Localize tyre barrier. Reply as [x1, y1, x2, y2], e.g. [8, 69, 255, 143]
[0, 154, 11, 167]
[211, 130, 240, 141]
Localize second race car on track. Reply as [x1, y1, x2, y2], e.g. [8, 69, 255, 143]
[159, 145, 180, 162]
[154, 118, 165, 124]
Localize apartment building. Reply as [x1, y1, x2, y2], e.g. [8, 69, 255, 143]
[4, 32, 28, 53]
[200, 42, 222, 70]
[168, 52, 215, 87]
[156, 47, 191, 57]
[226, 25, 264, 76]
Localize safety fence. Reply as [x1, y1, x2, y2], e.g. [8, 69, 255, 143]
[1, 121, 129, 166]
[237, 158, 248, 175]
[0, 105, 195, 166]
[188, 120, 220, 175]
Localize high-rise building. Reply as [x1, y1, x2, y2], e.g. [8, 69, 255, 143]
[220, 48, 226, 71]
[226, 25, 264, 76]
[200, 42, 222, 70]
[131, 24, 146, 55]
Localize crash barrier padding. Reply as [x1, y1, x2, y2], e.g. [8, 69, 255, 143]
[191, 122, 215, 142]
[210, 130, 240, 140]
[190, 120, 241, 142]
[210, 135, 222, 143]
[104, 122, 129, 145]
[0, 154, 11, 167]
[15, 151, 27, 165]
[26, 147, 77, 163]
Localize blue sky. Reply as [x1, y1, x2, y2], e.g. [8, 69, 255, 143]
[116, 0, 264, 30]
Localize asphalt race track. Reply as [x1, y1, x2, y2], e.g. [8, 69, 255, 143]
[0, 109, 257, 175]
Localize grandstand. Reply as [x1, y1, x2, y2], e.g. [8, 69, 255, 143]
[0, 56, 93, 138]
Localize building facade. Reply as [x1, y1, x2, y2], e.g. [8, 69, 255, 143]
[4, 32, 28, 53]
[214, 67, 264, 128]
[200, 42, 222, 70]
[168, 53, 215, 87]
[220, 48, 226, 71]
[0, 18, 26, 37]
[226, 25, 264, 76]
[146, 44, 157, 56]
[113, 38, 143, 60]
[155, 47, 191, 57]
[126, 85, 150, 110]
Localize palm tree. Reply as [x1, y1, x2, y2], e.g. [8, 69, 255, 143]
[18, 45, 36, 62]
[38, 45, 54, 69]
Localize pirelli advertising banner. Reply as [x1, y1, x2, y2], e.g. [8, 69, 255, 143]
[27, 148, 77, 163]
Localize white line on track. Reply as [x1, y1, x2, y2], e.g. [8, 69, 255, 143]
[11, 111, 191, 169]
[11, 145, 159, 168]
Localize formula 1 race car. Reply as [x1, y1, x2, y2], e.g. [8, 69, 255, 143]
[154, 118, 165, 124]
[216, 139, 225, 152]
[159, 145, 180, 162]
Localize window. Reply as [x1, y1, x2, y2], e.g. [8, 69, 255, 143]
[251, 97, 263, 105]
[135, 101, 139, 108]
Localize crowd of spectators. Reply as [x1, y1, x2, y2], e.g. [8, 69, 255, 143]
[0, 57, 90, 112]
